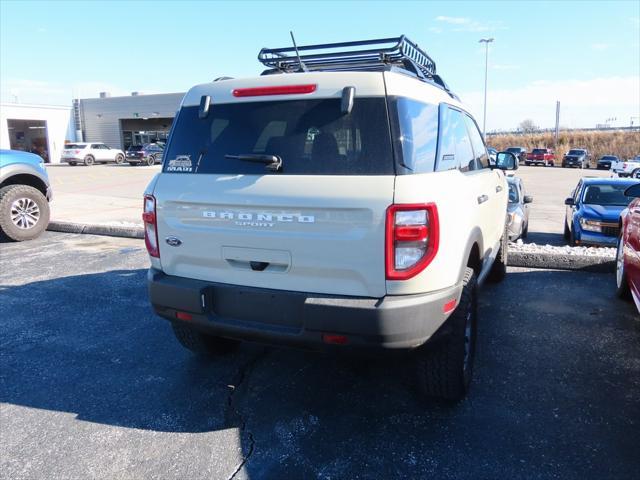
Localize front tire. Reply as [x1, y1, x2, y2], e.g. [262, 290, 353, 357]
[171, 322, 240, 355]
[146, 156, 155, 166]
[115, 154, 124, 165]
[616, 233, 631, 299]
[415, 267, 478, 401]
[0, 185, 50, 241]
[84, 155, 95, 166]
[488, 224, 508, 282]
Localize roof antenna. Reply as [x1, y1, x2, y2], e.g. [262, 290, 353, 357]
[289, 31, 307, 72]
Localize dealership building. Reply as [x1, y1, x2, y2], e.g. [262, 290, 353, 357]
[0, 91, 185, 163]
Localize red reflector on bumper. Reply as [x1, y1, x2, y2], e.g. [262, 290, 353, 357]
[443, 299, 457, 314]
[175, 311, 193, 321]
[322, 334, 349, 345]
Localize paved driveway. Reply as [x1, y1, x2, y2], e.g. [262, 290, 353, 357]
[1, 232, 638, 479]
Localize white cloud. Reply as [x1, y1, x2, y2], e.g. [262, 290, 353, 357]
[435, 16, 470, 25]
[460, 76, 640, 131]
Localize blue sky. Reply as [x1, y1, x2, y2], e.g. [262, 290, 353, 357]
[1, 0, 638, 130]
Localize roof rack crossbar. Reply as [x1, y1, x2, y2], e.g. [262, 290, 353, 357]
[258, 35, 437, 77]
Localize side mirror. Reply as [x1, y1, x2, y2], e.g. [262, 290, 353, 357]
[493, 152, 518, 170]
[624, 183, 640, 198]
[564, 197, 575, 206]
[523, 195, 533, 204]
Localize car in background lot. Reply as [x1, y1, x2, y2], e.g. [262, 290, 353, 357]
[125, 144, 165, 166]
[562, 148, 591, 168]
[525, 148, 555, 167]
[612, 155, 640, 178]
[61, 143, 125, 166]
[506, 146, 527, 164]
[564, 177, 638, 246]
[616, 182, 640, 311]
[506, 175, 532, 240]
[0, 149, 51, 241]
[597, 155, 619, 170]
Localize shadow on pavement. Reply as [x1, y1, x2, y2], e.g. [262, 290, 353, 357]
[1, 268, 638, 478]
[521, 231, 567, 246]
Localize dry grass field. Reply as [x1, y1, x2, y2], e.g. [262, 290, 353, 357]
[487, 130, 640, 165]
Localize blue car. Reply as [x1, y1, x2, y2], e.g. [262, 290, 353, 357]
[0, 149, 52, 241]
[564, 177, 638, 246]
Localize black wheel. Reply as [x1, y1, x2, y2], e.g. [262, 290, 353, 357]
[415, 267, 478, 401]
[616, 233, 631, 299]
[585, 164, 590, 169]
[0, 185, 50, 241]
[69, 162, 77, 166]
[83, 155, 95, 166]
[521, 222, 528, 239]
[171, 322, 239, 355]
[115, 154, 124, 165]
[632, 169, 640, 179]
[487, 224, 508, 282]
[563, 219, 570, 240]
[146, 155, 155, 166]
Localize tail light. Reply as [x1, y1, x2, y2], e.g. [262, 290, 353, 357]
[74, 150, 81, 154]
[232, 84, 317, 97]
[385, 204, 439, 280]
[142, 194, 159, 257]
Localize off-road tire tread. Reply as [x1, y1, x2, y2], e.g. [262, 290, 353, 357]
[171, 322, 239, 355]
[416, 267, 477, 401]
[0, 184, 49, 241]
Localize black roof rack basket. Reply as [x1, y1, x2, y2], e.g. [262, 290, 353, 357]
[259, 35, 437, 78]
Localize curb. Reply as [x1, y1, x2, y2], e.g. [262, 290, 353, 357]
[508, 251, 615, 273]
[46, 221, 615, 273]
[47, 221, 144, 239]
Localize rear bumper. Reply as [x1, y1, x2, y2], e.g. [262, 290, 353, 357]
[148, 268, 461, 350]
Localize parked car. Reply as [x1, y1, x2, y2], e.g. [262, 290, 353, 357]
[61, 143, 125, 166]
[143, 35, 518, 401]
[506, 175, 532, 240]
[487, 147, 497, 163]
[564, 178, 638, 246]
[597, 155, 619, 170]
[611, 155, 640, 178]
[506, 146, 527, 164]
[562, 148, 591, 168]
[125, 143, 165, 166]
[525, 148, 555, 167]
[0, 149, 51, 241]
[616, 182, 640, 311]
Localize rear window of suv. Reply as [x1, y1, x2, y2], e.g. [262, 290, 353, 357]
[163, 98, 394, 175]
[532, 149, 547, 154]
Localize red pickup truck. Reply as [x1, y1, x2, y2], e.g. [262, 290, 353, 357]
[525, 148, 555, 167]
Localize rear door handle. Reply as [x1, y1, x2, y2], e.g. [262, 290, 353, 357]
[496, 185, 503, 193]
[477, 194, 489, 204]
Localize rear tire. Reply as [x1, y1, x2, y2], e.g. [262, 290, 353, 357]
[616, 233, 631, 299]
[115, 154, 124, 165]
[146, 156, 155, 166]
[487, 224, 508, 283]
[83, 155, 95, 166]
[415, 267, 477, 402]
[171, 322, 240, 355]
[0, 185, 50, 241]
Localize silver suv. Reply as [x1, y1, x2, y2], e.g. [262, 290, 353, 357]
[143, 37, 517, 400]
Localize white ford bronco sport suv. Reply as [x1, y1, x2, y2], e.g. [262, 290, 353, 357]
[144, 36, 516, 400]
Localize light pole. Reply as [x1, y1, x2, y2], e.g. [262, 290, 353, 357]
[479, 38, 494, 138]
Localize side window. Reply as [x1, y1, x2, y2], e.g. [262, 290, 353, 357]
[394, 98, 439, 173]
[573, 182, 582, 203]
[464, 114, 489, 169]
[436, 106, 475, 172]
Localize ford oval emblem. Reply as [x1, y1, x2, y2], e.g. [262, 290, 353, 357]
[165, 236, 182, 247]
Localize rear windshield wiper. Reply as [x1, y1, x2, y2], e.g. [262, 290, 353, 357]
[224, 153, 282, 172]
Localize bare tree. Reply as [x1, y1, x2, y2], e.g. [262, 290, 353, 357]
[519, 119, 538, 133]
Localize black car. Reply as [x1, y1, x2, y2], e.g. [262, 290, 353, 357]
[506, 146, 527, 164]
[125, 144, 164, 166]
[597, 155, 618, 170]
[562, 148, 591, 168]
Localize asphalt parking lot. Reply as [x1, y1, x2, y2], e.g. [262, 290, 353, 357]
[1, 232, 638, 479]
